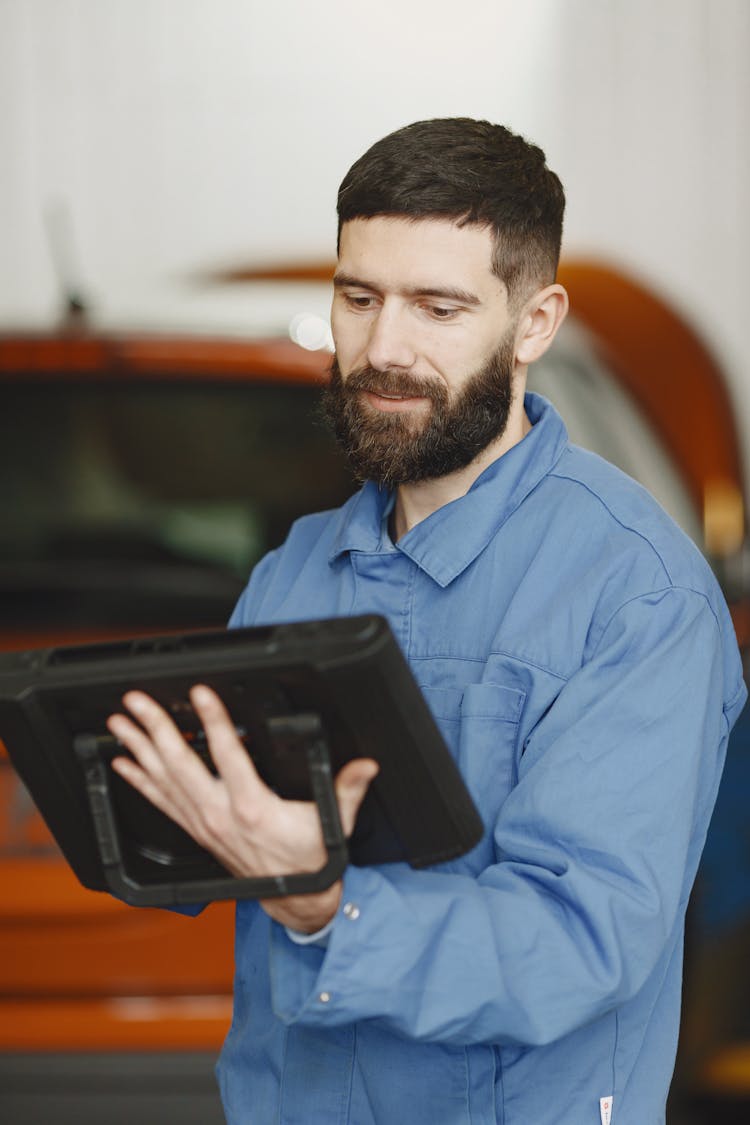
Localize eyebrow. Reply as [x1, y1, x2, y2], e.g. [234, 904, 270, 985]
[333, 272, 481, 307]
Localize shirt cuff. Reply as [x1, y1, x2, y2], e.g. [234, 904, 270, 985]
[284, 919, 334, 948]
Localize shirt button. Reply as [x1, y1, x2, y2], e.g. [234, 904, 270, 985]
[343, 902, 360, 920]
[318, 991, 331, 1004]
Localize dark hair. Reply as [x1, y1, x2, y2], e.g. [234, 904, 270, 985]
[337, 118, 565, 304]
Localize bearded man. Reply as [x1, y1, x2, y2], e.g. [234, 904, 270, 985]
[108, 119, 746, 1125]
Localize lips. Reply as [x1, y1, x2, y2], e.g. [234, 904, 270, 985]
[363, 389, 430, 413]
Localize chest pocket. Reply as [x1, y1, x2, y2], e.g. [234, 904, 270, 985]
[420, 682, 526, 842]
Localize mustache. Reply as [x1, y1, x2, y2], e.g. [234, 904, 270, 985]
[332, 362, 445, 404]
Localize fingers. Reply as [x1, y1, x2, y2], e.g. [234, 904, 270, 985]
[106, 685, 269, 817]
[107, 689, 240, 849]
[188, 684, 266, 801]
[106, 686, 379, 865]
[107, 691, 212, 789]
[109, 751, 182, 821]
[334, 758, 379, 836]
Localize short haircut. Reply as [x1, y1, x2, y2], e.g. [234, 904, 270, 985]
[337, 118, 565, 305]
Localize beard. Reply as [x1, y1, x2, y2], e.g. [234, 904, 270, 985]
[320, 331, 516, 487]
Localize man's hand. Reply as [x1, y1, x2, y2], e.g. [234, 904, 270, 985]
[106, 685, 378, 932]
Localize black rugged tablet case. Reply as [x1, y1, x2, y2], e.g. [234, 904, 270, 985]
[0, 615, 483, 905]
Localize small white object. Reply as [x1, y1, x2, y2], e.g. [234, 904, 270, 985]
[289, 312, 335, 352]
[318, 991, 331, 1004]
[599, 1095, 613, 1125]
[343, 902, 360, 920]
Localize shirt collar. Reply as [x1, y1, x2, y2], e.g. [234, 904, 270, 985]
[329, 393, 569, 587]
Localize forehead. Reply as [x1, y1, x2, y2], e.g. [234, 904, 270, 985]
[337, 216, 505, 300]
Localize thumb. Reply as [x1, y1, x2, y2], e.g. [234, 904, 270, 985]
[334, 758, 379, 836]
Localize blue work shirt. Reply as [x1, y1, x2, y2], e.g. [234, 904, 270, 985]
[220, 393, 746, 1124]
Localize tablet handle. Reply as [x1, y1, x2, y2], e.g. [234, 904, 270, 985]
[75, 712, 350, 906]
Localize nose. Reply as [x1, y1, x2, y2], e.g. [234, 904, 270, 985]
[366, 304, 416, 371]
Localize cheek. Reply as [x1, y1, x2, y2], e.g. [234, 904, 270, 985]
[424, 335, 491, 384]
[330, 313, 364, 369]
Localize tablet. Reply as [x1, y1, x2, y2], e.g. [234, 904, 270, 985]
[0, 616, 483, 905]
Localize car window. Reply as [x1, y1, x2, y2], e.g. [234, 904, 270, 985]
[529, 322, 702, 545]
[0, 378, 356, 630]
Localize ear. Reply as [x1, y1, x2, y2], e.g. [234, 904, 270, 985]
[515, 284, 569, 367]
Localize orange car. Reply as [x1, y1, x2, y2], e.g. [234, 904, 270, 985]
[0, 321, 355, 1058]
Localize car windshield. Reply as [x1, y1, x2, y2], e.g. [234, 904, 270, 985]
[0, 377, 355, 631]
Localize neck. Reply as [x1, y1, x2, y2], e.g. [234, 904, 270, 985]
[391, 390, 531, 541]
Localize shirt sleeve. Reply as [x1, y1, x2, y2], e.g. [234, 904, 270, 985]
[228, 547, 281, 628]
[266, 586, 745, 1047]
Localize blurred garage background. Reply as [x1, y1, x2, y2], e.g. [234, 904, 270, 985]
[0, 1, 749, 1122]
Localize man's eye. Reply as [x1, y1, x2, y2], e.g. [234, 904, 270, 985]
[344, 294, 375, 310]
[428, 305, 460, 320]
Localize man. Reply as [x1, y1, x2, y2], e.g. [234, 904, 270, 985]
[107, 119, 746, 1124]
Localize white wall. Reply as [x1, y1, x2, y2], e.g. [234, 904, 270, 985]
[553, 0, 750, 455]
[0, 0, 563, 307]
[1, 0, 748, 446]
